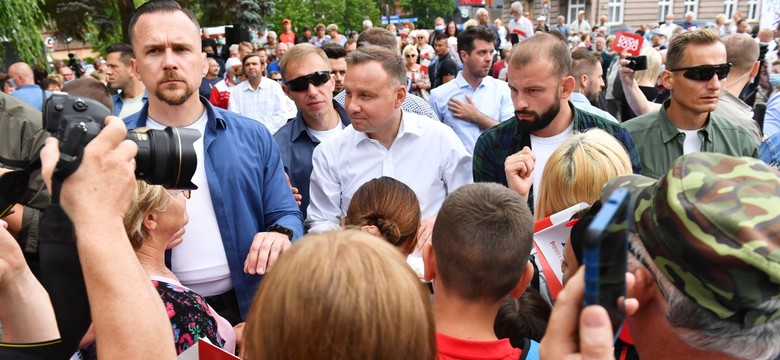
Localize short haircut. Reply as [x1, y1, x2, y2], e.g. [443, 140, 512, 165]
[345, 177, 421, 255]
[122, 180, 170, 250]
[666, 29, 721, 70]
[302, 26, 312, 32]
[722, 33, 760, 72]
[356, 28, 397, 51]
[571, 47, 601, 84]
[457, 25, 497, 58]
[346, 44, 406, 87]
[128, 0, 199, 47]
[239, 41, 253, 51]
[315, 23, 326, 31]
[279, 43, 330, 81]
[327, 23, 339, 32]
[106, 44, 134, 66]
[511, 1, 523, 13]
[242, 53, 262, 67]
[434, 32, 449, 43]
[547, 30, 568, 42]
[509, 32, 572, 78]
[345, 39, 357, 47]
[61, 77, 113, 111]
[432, 183, 534, 302]
[402, 44, 419, 57]
[535, 129, 632, 220]
[244, 230, 436, 360]
[321, 43, 347, 60]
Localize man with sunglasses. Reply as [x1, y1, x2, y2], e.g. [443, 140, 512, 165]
[623, 29, 758, 179]
[228, 52, 290, 134]
[274, 44, 351, 221]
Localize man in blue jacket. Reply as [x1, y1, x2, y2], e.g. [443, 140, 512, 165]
[124, 0, 303, 324]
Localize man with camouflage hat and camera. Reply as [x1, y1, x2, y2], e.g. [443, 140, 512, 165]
[600, 152, 780, 360]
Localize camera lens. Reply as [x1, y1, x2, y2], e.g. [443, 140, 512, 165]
[127, 127, 200, 189]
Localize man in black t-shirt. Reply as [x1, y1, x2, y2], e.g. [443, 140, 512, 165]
[430, 33, 458, 90]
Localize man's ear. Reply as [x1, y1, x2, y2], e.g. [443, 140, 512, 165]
[422, 243, 436, 282]
[660, 69, 674, 90]
[130, 58, 141, 81]
[750, 60, 760, 78]
[509, 261, 535, 298]
[282, 85, 290, 97]
[560, 75, 576, 99]
[394, 84, 407, 109]
[630, 266, 660, 305]
[578, 74, 589, 93]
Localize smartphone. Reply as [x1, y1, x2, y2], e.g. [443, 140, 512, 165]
[583, 188, 629, 340]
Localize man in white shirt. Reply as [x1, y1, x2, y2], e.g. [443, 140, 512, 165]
[228, 53, 289, 133]
[658, 13, 679, 37]
[105, 44, 147, 118]
[570, 48, 618, 123]
[307, 44, 472, 246]
[429, 26, 514, 153]
[507, 1, 534, 43]
[569, 10, 591, 35]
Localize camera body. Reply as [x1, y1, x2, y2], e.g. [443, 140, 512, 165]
[43, 93, 199, 189]
[626, 55, 648, 71]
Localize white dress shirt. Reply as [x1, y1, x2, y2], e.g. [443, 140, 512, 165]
[228, 77, 289, 134]
[428, 72, 514, 153]
[306, 111, 473, 233]
[508, 16, 534, 41]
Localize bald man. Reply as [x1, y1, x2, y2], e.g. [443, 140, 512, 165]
[8, 62, 51, 111]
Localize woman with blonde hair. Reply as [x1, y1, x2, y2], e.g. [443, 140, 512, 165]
[343, 176, 421, 256]
[622, 47, 662, 121]
[243, 230, 436, 360]
[534, 129, 633, 220]
[402, 45, 432, 100]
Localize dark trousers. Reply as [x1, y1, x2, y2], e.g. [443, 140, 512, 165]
[205, 288, 242, 326]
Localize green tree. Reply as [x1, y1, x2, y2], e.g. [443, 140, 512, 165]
[268, 0, 380, 34]
[399, 0, 454, 29]
[0, 0, 48, 67]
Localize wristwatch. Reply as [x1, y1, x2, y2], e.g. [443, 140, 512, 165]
[268, 224, 294, 241]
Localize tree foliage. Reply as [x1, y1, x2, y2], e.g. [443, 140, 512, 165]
[399, 0, 455, 29]
[0, 0, 48, 67]
[268, 0, 380, 34]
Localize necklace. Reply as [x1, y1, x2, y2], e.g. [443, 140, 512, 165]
[724, 71, 751, 89]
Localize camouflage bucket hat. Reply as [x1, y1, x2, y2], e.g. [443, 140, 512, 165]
[601, 153, 780, 328]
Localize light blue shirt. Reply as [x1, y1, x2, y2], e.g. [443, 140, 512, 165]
[428, 72, 514, 153]
[569, 92, 619, 124]
[12, 84, 50, 111]
[764, 94, 780, 140]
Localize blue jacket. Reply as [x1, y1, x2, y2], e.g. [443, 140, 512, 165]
[124, 97, 304, 318]
[112, 91, 148, 116]
[273, 100, 350, 221]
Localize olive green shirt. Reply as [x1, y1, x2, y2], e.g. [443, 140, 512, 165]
[0, 93, 49, 252]
[624, 100, 760, 179]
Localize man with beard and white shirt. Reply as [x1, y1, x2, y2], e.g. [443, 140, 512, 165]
[228, 53, 289, 133]
[429, 26, 514, 153]
[124, 0, 303, 324]
[570, 47, 618, 123]
[473, 33, 640, 212]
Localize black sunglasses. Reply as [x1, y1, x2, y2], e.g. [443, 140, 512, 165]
[668, 63, 732, 81]
[286, 71, 331, 92]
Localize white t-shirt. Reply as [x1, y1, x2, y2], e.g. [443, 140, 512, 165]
[118, 94, 145, 119]
[146, 111, 233, 297]
[530, 122, 575, 209]
[305, 120, 344, 143]
[678, 129, 702, 155]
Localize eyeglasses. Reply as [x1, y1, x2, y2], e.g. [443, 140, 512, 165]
[667, 63, 732, 81]
[271, 78, 282, 82]
[405, 54, 417, 58]
[286, 71, 331, 92]
[168, 190, 191, 199]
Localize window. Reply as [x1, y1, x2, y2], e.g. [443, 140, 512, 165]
[568, 0, 586, 25]
[608, 0, 625, 24]
[723, 0, 737, 19]
[658, 0, 673, 22]
[683, 0, 698, 18]
[747, 0, 759, 19]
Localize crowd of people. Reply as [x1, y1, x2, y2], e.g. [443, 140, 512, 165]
[1, 0, 780, 359]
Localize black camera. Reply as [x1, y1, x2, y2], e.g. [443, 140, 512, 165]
[626, 56, 648, 71]
[43, 93, 199, 189]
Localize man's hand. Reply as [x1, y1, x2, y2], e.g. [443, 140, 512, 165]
[285, 172, 302, 206]
[448, 95, 481, 123]
[504, 146, 535, 199]
[40, 116, 138, 224]
[243, 231, 291, 275]
[618, 58, 636, 86]
[540, 267, 639, 360]
[415, 215, 437, 253]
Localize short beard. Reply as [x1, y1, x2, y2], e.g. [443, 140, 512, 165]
[156, 87, 193, 106]
[514, 96, 561, 133]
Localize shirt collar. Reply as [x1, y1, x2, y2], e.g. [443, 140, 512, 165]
[290, 100, 351, 142]
[128, 96, 226, 130]
[454, 71, 484, 90]
[659, 100, 711, 144]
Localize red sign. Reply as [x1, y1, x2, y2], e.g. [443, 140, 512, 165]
[612, 31, 644, 57]
[460, 0, 485, 5]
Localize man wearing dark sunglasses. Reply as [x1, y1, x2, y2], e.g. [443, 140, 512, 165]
[274, 44, 351, 220]
[623, 29, 759, 179]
